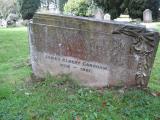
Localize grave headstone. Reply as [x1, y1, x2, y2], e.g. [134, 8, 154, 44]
[0, 19, 7, 27]
[143, 9, 152, 23]
[28, 13, 159, 88]
[104, 13, 111, 21]
[95, 9, 104, 20]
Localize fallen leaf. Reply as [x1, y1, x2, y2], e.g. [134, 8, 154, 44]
[102, 101, 107, 108]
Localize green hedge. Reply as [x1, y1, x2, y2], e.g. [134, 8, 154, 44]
[64, 0, 96, 17]
[18, 0, 40, 20]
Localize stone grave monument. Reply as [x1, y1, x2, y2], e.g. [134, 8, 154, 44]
[104, 13, 111, 21]
[94, 9, 104, 20]
[143, 9, 153, 23]
[28, 13, 159, 88]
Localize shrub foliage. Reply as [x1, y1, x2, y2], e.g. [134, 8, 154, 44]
[145, 0, 159, 20]
[18, 0, 40, 20]
[18, 0, 159, 20]
[94, 0, 124, 20]
[127, 0, 159, 20]
[64, 0, 95, 17]
[94, 0, 159, 20]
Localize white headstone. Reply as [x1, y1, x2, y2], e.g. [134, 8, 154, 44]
[104, 13, 111, 21]
[0, 19, 7, 27]
[143, 9, 152, 23]
[3, 20, 7, 28]
[95, 9, 104, 20]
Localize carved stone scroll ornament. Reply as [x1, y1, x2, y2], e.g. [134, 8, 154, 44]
[113, 26, 155, 87]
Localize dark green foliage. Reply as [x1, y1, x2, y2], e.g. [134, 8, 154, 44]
[127, 0, 147, 20]
[18, 0, 40, 20]
[145, 0, 159, 20]
[94, 0, 124, 19]
[126, 0, 159, 20]
[94, 0, 159, 20]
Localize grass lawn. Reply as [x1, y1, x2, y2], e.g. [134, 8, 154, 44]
[0, 27, 160, 120]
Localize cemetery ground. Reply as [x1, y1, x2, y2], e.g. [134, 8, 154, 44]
[0, 27, 160, 120]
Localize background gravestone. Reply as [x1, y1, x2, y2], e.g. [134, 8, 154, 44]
[0, 19, 7, 27]
[143, 9, 153, 23]
[29, 13, 159, 88]
[104, 13, 111, 21]
[94, 9, 104, 20]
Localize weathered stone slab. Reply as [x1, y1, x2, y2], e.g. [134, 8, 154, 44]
[28, 13, 159, 88]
